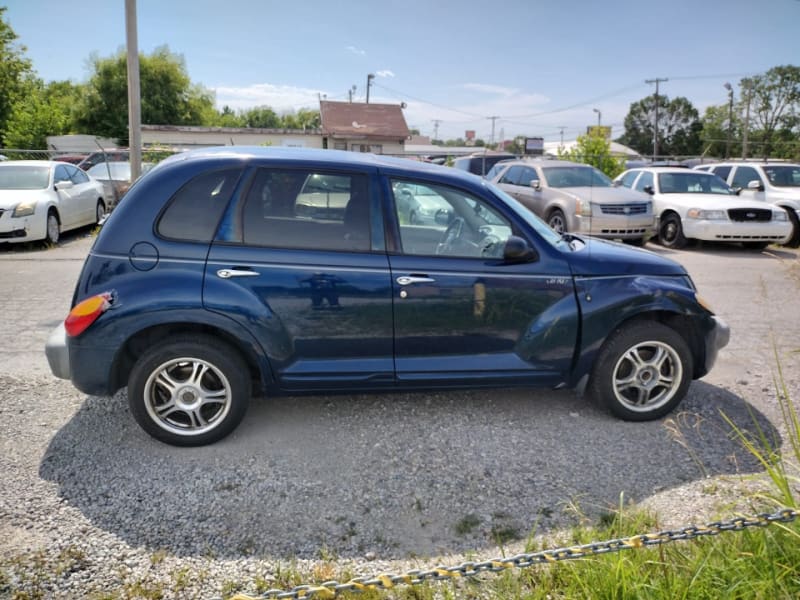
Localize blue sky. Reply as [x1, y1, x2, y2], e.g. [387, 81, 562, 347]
[5, 0, 800, 142]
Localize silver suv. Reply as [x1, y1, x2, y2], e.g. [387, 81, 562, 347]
[488, 159, 656, 245]
[694, 161, 800, 247]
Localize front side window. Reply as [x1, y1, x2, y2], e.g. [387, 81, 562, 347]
[54, 165, 70, 183]
[391, 179, 513, 259]
[242, 169, 370, 252]
[710, 165, 731, 181]
[67, 165, 89, 184]
[499, 165, 524, 185]
[732, 166, 762, 189]
[634, 171, 654, 193]
[157, 168, 242, 242]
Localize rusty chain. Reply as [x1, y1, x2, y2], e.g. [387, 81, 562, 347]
[228, 508, 798, 600]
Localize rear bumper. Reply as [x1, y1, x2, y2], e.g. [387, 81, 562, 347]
[45, 323, 116, 395]
[45, 323, 71, 380]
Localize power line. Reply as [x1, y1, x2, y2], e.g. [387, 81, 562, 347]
[646, 77, 668, 159]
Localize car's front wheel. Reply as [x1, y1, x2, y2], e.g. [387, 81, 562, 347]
[45, 209, 60, 245]
[547, 209, 567, 234]
[588, 321, 693, 421]
[658, 213, 688, 249]
[782, 207, 800, 248]
[95, 200, 106, 224]
[128, 336, 250, 446]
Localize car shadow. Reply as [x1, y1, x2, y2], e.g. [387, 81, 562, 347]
[645, 241, 797, 259]
[39, 381, 779, 560]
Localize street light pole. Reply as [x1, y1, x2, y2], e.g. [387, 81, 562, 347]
[593, 108, 601, 127]
[724, 82, 734, 159]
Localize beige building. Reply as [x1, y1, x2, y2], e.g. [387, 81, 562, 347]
[142, 125, 323, 149]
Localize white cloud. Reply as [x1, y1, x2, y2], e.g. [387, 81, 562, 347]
[346, 45, 366, 56]
[461, 83, 518, 96]
[375, 70, 395, 78]
[213, 83, 325, 112]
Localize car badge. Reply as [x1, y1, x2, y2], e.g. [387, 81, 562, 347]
[623, 206, 631, 214]
[746, 212, 756, 218]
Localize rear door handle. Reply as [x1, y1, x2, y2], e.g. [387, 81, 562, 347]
[396, 275, 435, 285]
[217, 268, 259, 279]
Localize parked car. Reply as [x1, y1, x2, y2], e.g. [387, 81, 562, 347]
[77, 149, 130, 172]
[693, 161, 800, 247]
[86, 161, 153, 208]
[0, 161, 106, 244]
[451, 152, 516, 177]
[489, 159, 656, 245]
[46, 147, 729, 446]
[614, 167, 792, 249]
[393, 181, 453, 225]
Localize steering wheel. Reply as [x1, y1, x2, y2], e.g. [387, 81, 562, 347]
[435, 217, 465, 255]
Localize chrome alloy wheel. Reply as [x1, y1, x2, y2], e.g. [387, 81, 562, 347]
[143, 357, 232, 436]
[611, 340, 683, 413]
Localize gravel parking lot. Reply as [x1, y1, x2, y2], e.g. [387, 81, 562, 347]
[1, 229, 798, 598]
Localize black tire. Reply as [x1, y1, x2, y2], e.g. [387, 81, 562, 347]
[658, 213, 687, 249]
[547, 209, 567, 234]
[588, 321, 693, 421]
[45, 209, 60, 245]
[782, 207, 800, 248]
[95, 200, 106, 224]
[128, 335, 250, 446]
[742, 241, 769, 250]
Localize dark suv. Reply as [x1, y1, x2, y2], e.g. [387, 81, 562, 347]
[46, 147, 729, 446]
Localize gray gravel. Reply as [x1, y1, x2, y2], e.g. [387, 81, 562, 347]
[1, 231, 798, 598]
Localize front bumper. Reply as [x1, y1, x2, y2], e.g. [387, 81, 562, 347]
[573, 214, 655, 240]
[45, 322, 71, 380]
[701, 315, 730, 377]
[683, 219, 792, 244]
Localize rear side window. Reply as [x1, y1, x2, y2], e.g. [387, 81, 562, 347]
[241, 169, 371, 252]
[157, 168, 242, 242]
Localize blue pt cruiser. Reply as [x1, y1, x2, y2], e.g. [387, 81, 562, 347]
[46, 147, 730, 446]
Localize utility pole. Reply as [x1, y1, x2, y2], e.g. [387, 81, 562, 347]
[125, 0, 142, 180]
[488, 116, 499, 146]
[366, 74, 375, 104]
[432, 119, 441, 141]
[645, 77, 668, 160]
[742, 78, 751, 159]
[724, 82, 734, 159]
[348, 85, 356, 103]
[558, 126, 566, 147]
[593, 108, 602, 127]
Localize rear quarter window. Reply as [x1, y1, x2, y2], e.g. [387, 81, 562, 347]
[157, 168, 242, 242]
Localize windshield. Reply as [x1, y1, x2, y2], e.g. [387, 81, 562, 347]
[486, 181, 563, 247]
[541, 166, 612, 188]
[763, 165, 800, 187]
[0, 165, 50, 190]
[657, 172, 732, 195]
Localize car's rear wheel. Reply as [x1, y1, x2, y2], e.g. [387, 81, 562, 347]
[128, 336, 250, 446]
[658, 213, 687, 249]
[45, 209, 60, 245]
[588, 321, 693, 421]
[547, 209, 567, 234]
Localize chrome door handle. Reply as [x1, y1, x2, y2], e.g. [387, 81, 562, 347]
[396, 276, 435, 286]
[217, 268, 259, 279]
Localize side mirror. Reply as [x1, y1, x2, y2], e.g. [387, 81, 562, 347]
[529, 179, 541, 191]
[747, 180, 765, 192]
[643, 185, 655, 195]
[503, 235, 537, 263]
[55, 180, 74, 191]
[434, 208, 452, 226]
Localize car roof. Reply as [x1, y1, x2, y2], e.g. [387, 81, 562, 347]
[492, 158, 588, 168]
[0, 160, 69, 168]
[629, 166, 717, 175]
[158, 146, 485, 184]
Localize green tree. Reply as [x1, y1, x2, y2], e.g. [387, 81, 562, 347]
[0, 7, 34, 146]
[76, 45, 216, 143]
[4, 78, 82, 148]
[240, 106, 280, 128]
[700, 103, 740, 159]
[617, 95, 703, 158]
[559, 130, 625, 178]
[743, 66, 800, 158]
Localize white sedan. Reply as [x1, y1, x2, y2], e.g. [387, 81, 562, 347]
[614, 167, 792, 250]
[0, 161, 106, 244]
